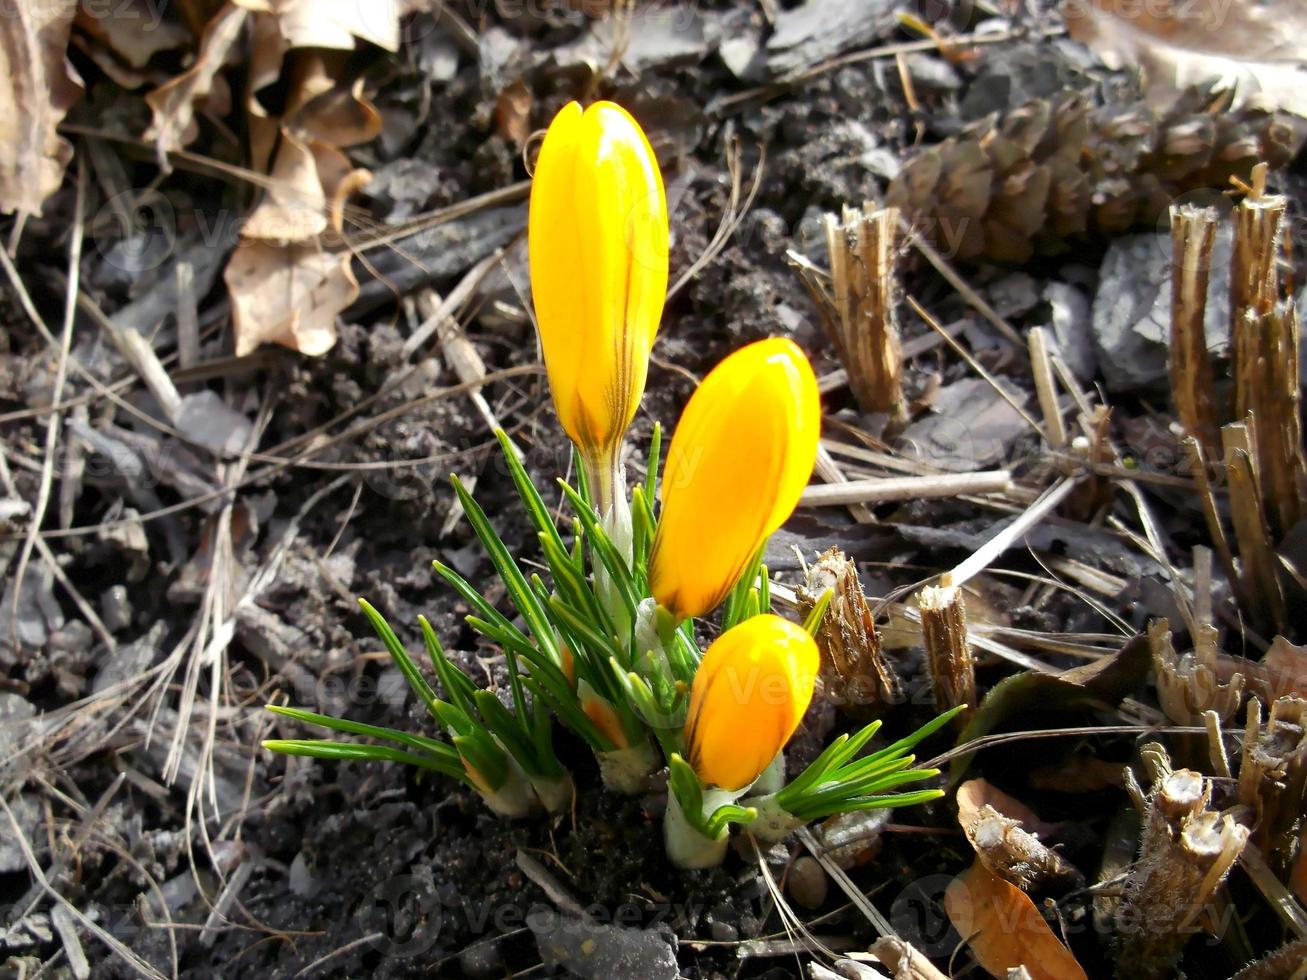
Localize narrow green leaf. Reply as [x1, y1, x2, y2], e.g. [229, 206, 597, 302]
[263, 739, 464, 779]
[495, 429, 567, 559]
[556, 480, 638, 618]
[358, 599, 444, 722]
[802, 587, 834, 635]
[704, 803, 755, 837]
[417, 615, 477, 715]
[450, 475, 560, 663]
[265, 704, 459, 763]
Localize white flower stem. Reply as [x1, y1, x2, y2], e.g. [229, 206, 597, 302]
[597, 739, 660, 794]
[664, 788, 731, 869]
[529, 772, 575, 814]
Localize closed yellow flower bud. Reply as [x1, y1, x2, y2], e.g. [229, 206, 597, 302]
[684, 615, 818, 791]
[528, 100, 669, 501]
[649, 338, 820, 621]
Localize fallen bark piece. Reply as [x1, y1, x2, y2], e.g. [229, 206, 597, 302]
[797, 548, 902, 711]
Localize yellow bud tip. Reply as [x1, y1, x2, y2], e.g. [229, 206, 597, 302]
[582, 693, 629, 750]
[527, 100, 669, 464]
[650, 338, 821, 621]
[684, 614, 819, 791]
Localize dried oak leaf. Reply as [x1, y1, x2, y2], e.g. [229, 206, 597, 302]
[944, 859, 1089, 980]
[0, 0, 83, 221]
[225, 239, 357, 355]
[1065, 0, 1307, 120]
[242, 130, 329, 240]
[234, 0, 402, 52]
[74, 0, 191, 70]
[145, 3, 249, 156]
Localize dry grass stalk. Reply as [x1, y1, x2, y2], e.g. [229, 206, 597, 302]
[1182, 436, 1238, 587]
[1227, 172, 1305, 536]
[1148, 618, 1245, 726]
[1229, 180, 1284, 340]
[1232, 302, 1306, 537]
[1117, 758, 1251, 979]
[1236, 696, 1307, 862]
[799, 470, 1012, 506]
[1027, 327, 1066, 450]
[798, 548, 903, 711]
[1168, 203, 1220, 454]
[866, 937, 951, 980]
[918, 584, 975, 723]
[796, 204, 905, 420]
[1222, 420, 1286, 634]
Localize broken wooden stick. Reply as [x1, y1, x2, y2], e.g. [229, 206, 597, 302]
[918, 583, 975, 723]
[794, 204, 905, 420]
[1168, 203, 1220, 455]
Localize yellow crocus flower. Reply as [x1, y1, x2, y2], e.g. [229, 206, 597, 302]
[649, 338, 820, 621]
[528, 100, 669, 510]
[684, 615, 818, 791]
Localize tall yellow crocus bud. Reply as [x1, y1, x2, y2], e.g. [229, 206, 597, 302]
[528, 100, 669, 512]
[684, 615, 818, 791]
[649, 338, 820, 621]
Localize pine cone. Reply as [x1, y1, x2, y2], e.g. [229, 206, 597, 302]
[886, 87, 1297, 264]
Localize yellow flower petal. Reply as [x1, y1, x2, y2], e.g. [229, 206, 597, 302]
[528, 100, 669, 462]
[685, 615, 819, 791]
[649, 338, 820, 621]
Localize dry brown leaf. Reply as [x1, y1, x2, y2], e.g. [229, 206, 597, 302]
[945, 860, 1089, 980]
[495, 79, 534, 147]
[1065, 0, 1307, 120]
[0, 0, 83, 221]
[225, 239, 357, 355]
[234, 0, 402, 52]
[242, 130, 328, 240]
[144, 3, 249, 156]
[75, 1, 191, 69]
[294, 78, 383, 147]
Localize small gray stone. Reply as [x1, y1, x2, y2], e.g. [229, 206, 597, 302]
[288, 852, 324, 899]
[787, 856, 829, 910]
[531, 911, 678, 980]
[1091, 230, 1231, 392]
[176, 391, 253, 456]
[709, 918, 738, 943]
[899, 378, 1030, 472]
[100, 585, 132, 633]
[94, 623, 165, 694]
[987, 272, 1042, 319]
[1043, 281, 1096, 381]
